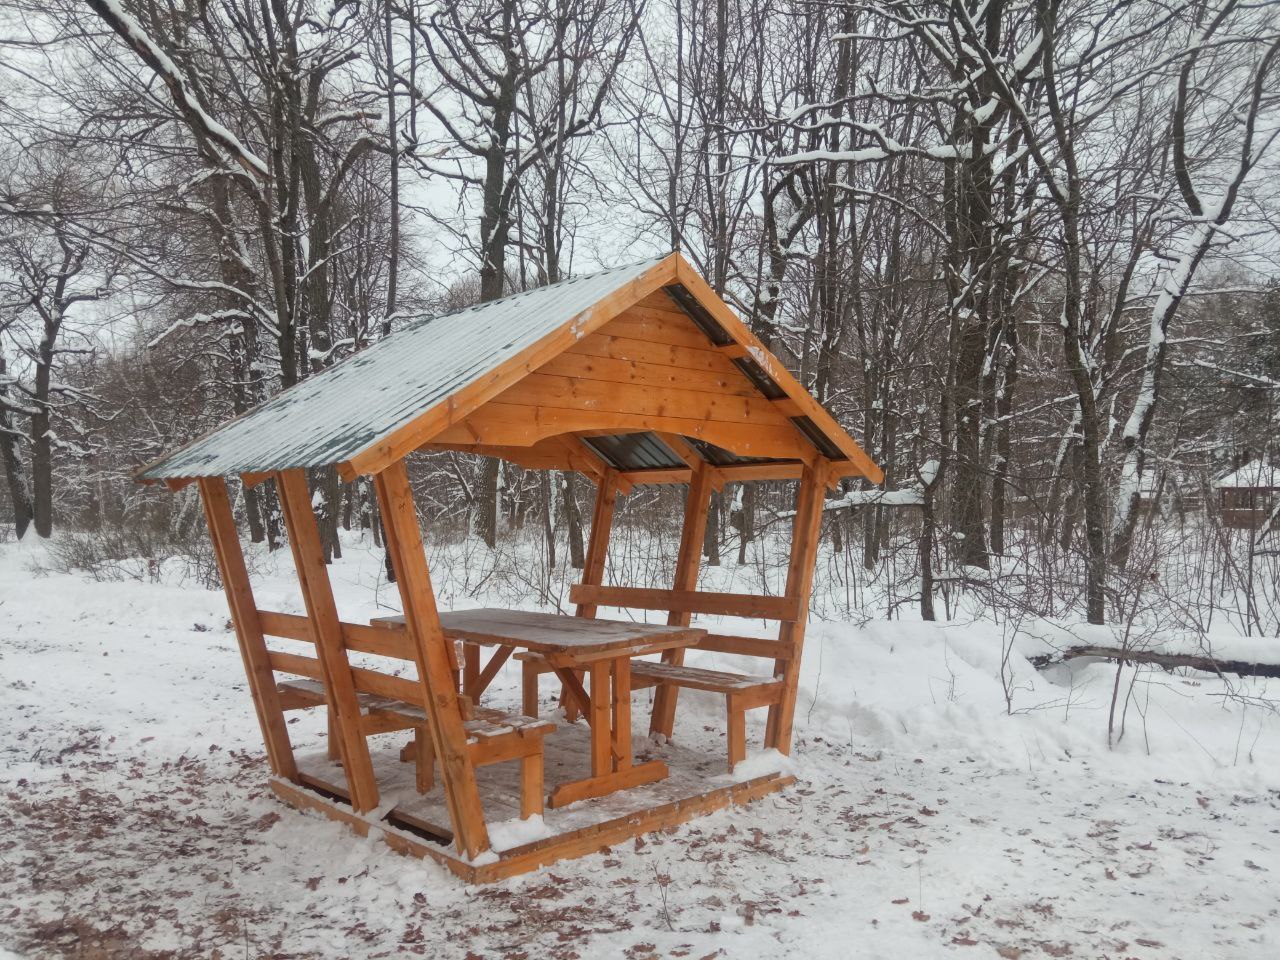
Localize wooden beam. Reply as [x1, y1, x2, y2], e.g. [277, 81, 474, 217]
[257, 609, 417, 660]
[765, 460, 829, 753]
[566, 332, 751, 375]
[338, 254, 682, 480]
[617, 467, 692, 486]
[569, 584, 801, 622]
[374, 459, 491, 859]
[537, 350, 759, 397]
[673, 256, 883, 483]
[494, 375, 793, 427]
[196, 478, 297, 781]
[432, 403, 816, 463]
[275, 469, 380, 813]
[619, 460, 860, 487]
[574, 469, 619, 619]
[420, 435, 608, 485]
[650, 432, 726, 493]
[268, 770, 793, 883]
[650, 462, 715, 738]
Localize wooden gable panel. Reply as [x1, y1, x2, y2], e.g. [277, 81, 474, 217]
[485, 372, 792, 426]
[540, 349, 757, 396]
[565, 333, 743, 375]
[596, 306, 717, 350]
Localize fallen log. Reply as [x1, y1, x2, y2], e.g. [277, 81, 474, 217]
[1032, 645, 1280, 680]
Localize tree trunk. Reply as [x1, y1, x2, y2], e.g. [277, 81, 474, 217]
[565, 472, 585, 569]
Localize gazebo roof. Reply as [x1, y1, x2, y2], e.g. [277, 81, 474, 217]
[139, 252, 881, 485]
[1215, 460, 1280, 489]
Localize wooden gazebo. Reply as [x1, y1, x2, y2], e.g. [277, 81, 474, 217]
[139, 252, 882, 881]
[1215, 460, 1279, 530]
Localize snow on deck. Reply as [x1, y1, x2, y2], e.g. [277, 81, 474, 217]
[3, 537, 1279, 958]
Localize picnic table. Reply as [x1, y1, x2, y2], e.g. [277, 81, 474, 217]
[372, 608, 706, 807]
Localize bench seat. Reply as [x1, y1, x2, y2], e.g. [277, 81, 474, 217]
[515, 653, 781, 771]
[629, 660, 780, 695]
[276, 678, 553, 816]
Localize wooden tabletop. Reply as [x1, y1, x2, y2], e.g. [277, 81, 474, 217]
[371, 608, 705, 659]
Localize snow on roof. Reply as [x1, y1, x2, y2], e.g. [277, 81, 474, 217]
[139, 257, 665, 480]
[1214, 460, 1280, 489]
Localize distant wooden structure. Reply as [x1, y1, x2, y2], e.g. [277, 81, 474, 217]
[138, 253, 882, 881]
[1215, 460, 1279, 530]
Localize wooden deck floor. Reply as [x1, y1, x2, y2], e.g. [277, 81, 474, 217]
[274, 707, 792, 882]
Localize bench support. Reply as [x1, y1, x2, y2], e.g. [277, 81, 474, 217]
[766, 462, 827, 753]
[375, 459, 492, 859]
[276, 468, 380, 813]
[650, 462, 715, 739]
[197, 478, 298, 782]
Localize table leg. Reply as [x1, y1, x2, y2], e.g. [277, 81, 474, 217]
[548, 654, 667, 808]
[589, 660, 610, 777]
[611, 656, 631, 772]
[463, 642, 480, 696]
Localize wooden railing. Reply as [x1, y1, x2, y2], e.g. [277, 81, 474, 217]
[568, 584, 801, 622]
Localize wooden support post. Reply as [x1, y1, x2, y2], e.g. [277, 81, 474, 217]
[649, 463, 715, 738]
[765, 461, 828, 753]
[575, 468, 619, 619]
[275, 469, 380, 812]
[463, 643, 480, 698]
[520, 752, 542, 819]
[196, 478, 297, 781]
[326, 711, 340, 761]
[726, 694, 746, 771]
[562, 467, 619, 721]
[522, 659, 540, 717]
[611, 656, 632, 771]
[588, 660, 611, 777]
[415, 728, 435, 793]
[374, 460, 491, 859]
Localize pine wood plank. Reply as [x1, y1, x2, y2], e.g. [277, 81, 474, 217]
[564, 333, 743, 374]
[258, 608, 417, 660]
[370, 608, 704, 656]
[546, 759, 669, 809]
[339, 255, 681, 480]
[569, 584, 802, 621]
[374, 460, 491, 858]
[491, 373, 792, 426]
[267, 770, 794, 883]
[275, 469, 381, 812]
[650, 462, 714, 738]
[197, 478, 297, 781]
[432, 403, 815, 462]
[576, 469, 618, 619]
[598, 310, 716, 349]
[536, 351, 758, 397]
[765, 461, 828, 753]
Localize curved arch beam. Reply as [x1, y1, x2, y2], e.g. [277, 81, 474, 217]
[432, 403, 817, 464]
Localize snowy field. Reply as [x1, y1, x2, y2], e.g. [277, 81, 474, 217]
[2, 535, 1279, 959]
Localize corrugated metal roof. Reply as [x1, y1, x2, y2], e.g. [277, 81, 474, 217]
[139, 258, 666, 480]
[683, 437, 772, 466]
[581, 433, 686, 471]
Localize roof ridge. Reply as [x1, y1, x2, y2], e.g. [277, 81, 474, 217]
[404, 254, 669, 334]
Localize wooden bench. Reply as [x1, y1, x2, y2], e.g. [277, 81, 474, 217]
[277, 678, 554, 818]
[517, 647, 782, 771]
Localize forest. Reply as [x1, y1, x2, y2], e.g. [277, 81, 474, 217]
[4, 3, 1280, 957]
[2, 0, 1279, 631]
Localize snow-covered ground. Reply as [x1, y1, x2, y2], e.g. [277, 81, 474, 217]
[2, 534, 1279, 959]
